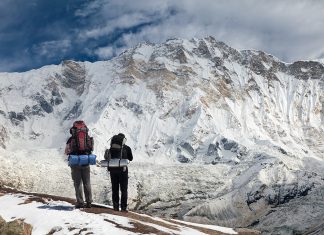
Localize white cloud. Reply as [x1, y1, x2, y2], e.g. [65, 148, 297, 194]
[79, 13, 153, 40]
[94, 46, 114, 59]
[32, 40, 71, 58]
[2, 0, 324, 72]
[77, 0, 324, 62]
[74, 0, 104, 18]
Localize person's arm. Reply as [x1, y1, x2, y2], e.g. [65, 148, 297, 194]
[65, 138, 72, 155]
[64, 145, 70, 155]
[104, 149, 110, 160]
[125, 145, 133, 161]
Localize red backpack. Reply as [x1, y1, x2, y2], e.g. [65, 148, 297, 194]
[69, 120, 93, 154]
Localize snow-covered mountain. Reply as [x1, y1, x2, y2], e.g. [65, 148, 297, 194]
[0, 36, 323, 234]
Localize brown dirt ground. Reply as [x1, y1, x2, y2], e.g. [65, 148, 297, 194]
[0, 187, 260, 235]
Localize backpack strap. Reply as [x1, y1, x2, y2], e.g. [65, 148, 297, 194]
[104, 149, 111, 161]
[120, 145, 123, 160]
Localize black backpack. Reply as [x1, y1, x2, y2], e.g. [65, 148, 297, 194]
[109, 134, 127, 159]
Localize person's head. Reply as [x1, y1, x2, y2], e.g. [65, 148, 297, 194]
[117, 133, 127, 145]
[118, 133, 125, 138]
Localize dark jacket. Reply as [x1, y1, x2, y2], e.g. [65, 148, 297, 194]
[104, 144, 133, 172]
[123, 145, 133, 161]
[104, 145, 133, 161]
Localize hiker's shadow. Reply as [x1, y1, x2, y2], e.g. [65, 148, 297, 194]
[37, 204, 74, 211]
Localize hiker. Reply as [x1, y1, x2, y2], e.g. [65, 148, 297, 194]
[104, 133, 133, 212]
[65, 120, 94, 209]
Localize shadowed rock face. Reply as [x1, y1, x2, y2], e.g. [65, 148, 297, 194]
[241, 51, 324, 82]
[288, 61, 324, 80]
[8, 111, 27, 125]
[246, 182, 315, 207]
[193, 40, 212, 58]
[59, 60, 86, 95]
[0, 126, 8, 149]
[50, 89, 63, 106]
[7, 94, 56, 126]
[32, 93, 53, 114]
[64, 100, 83, 120]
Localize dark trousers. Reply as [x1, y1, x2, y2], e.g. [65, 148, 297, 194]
[110, 170, 128, 210]
[71, 165, 92, 205]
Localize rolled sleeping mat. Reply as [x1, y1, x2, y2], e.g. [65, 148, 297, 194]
[79, 155, 89, 165]
[68, 155, 79, 166]
[88, 154, 97, 165]
[119, 159, 129, 167]
[108, 159, 129, 168]
[68, 154, 97, 166]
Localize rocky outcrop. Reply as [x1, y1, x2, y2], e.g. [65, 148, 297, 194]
[63, 100, 83, 120]
[31, 93, 53, 114]
[0, 216, 32, 235]
[8, 112, 26, 126]
[288, 61, 324, 80]
[59, 60, 86, 95]
[0, 217, 5, 229]
[0, 126, 8, 149]
[50, 89, 63, 106]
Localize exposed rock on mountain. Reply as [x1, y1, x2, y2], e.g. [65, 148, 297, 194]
[59, 60, 86, 95]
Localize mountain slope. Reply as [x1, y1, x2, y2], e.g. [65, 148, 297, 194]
[0, 36, 323, 234]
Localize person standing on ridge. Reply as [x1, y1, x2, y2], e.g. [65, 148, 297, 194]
[65, 120, 94, 209]
[104, 133, 133, 212]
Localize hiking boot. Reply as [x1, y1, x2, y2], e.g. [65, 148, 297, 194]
[85, 202, 92, 208]
[121, 209, 128, 213]
[113, 207, 119, 211]
[75, 203, 84, 209]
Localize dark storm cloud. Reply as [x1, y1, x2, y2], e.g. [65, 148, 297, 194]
[1, 0, 324, 72]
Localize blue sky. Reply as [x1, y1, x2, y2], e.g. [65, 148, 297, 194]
[1, 0, 324, 72]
